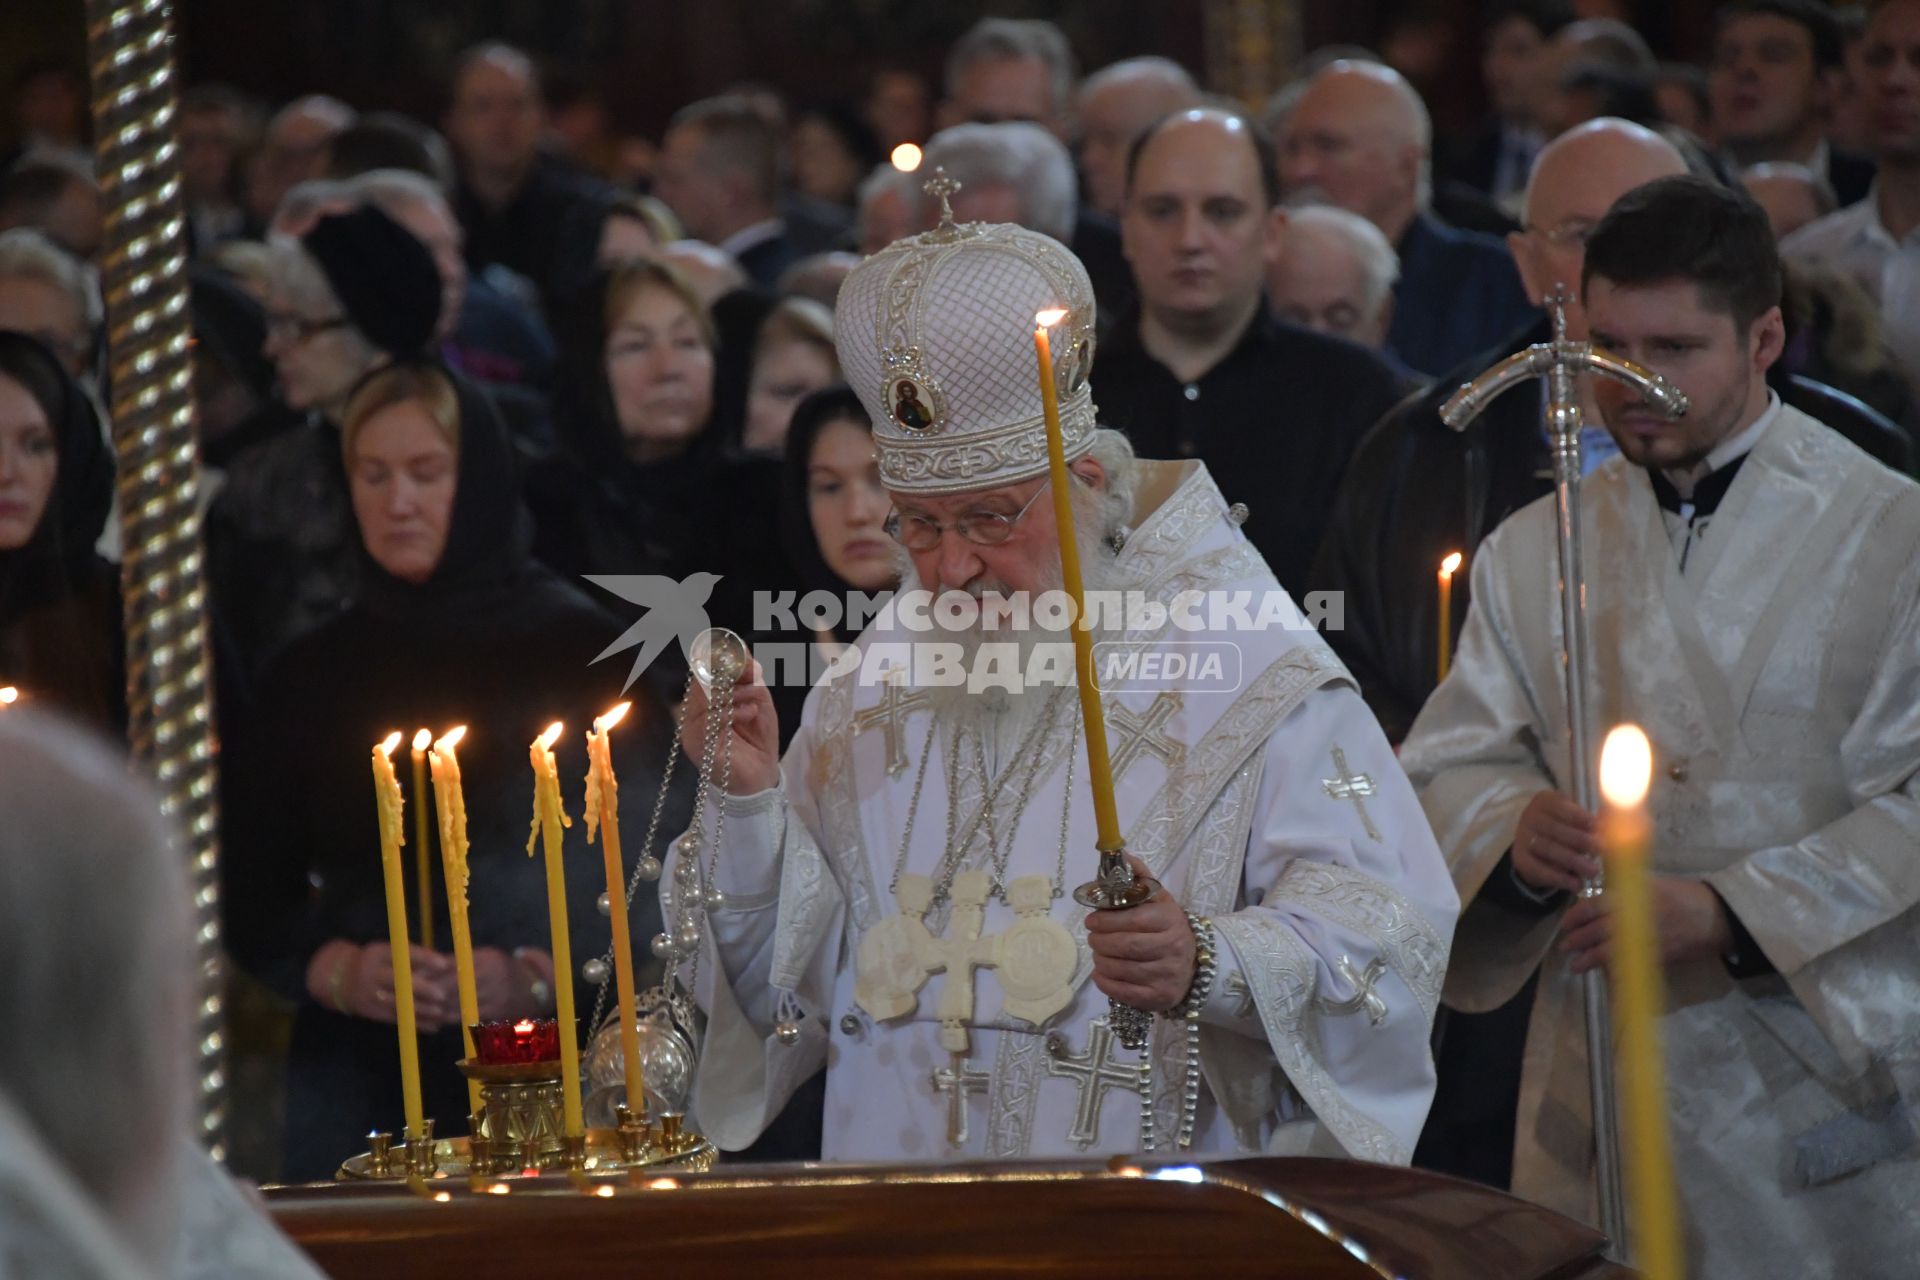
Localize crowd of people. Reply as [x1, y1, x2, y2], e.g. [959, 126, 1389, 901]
[3, 1, 1918, 1264]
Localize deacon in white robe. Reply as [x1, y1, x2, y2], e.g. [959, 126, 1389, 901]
[661, 210, 1457, 1164]
[1400, 175, 1920, 1276]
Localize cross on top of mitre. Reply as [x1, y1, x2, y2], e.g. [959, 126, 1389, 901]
[925, 166, 961, 221]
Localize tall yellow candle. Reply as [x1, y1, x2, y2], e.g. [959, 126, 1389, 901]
[1034, 308, 1122, 853]
[371, 732, 426, 1143]
[527, 721, 582, 1137]
[1599, 725, 1683, 1280]
[411, 730, 435, 948]
[428, 726, 483, 1117]
[584, 702, 646, 1119]
[1438, 552, 1463, 682]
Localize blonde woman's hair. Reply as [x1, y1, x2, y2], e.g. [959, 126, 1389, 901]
[603, 257, 716, 350]
[755, 295, 837, 371]
[341, 362, 461, 461]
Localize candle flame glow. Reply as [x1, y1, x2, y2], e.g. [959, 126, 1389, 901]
[377, 731, 402, 757]
[514, 1019, 535, 1034]
[537, 722, 563, 751]
[890, 142, 922, 172]
[1035, 308, 1068, 327]
[596, 702, 632, 732]
[1440, 551, 1463, 580]
[0, 686, 16, 705]
[411, 728, 432, 752]
[1600, 724, 1654, 809]
[437, 725, 467, 751]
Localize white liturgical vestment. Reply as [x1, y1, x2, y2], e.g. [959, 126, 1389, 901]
[668, 461, 1457, 1163]
[1401, 406, 1920, 1277]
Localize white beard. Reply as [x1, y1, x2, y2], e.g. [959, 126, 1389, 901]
[895, 493, 1129, 758]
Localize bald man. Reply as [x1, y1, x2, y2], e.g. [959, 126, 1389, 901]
[1281, 60, 1535, 375]
[1310, 118, 1689, 750]
[1095, 107, 1410, 592]
[1074, 57, 1200, 218]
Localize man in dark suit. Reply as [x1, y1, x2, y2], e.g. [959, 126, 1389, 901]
[1095, 107, 1409, 594]
[444, 43, 614, 317]
[1281, 60, 1537, 377]
[654, 96, 804, 289]
[1441, 1, 1577, 215]
[1710, 0, 1876, 207]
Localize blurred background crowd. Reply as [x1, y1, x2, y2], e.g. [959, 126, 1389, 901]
[4, 0, 1918, 1186]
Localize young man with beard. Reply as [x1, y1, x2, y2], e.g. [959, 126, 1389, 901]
[662, 203, 1456, 1164]
[1400, 176, 1920, 1271]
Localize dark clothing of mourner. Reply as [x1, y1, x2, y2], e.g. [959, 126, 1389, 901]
[445, 272, 558, 391]
[221, 370, 689, 1181]
[1388, 212, 1538, 378]
[730, 226, 806, 290]
[1309, 317, 1919, 1191]
[782, 193, 855, 256]
[708, 286, 776, 451]
[0, 331, 123, 733]
[1826, 147, 1878, 210]
[454, 155, 617, 318]
[1094, 307, 1411, 593]
[1071, 209, 1136, 334]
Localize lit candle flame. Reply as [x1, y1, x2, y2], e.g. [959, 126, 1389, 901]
[1600, 724, 1653, 809]
[1035, 308, 1068, 328]
[377, 731, 402, 758]
[1440, 551, 1463, 580]
[514, 1018, 535, 1034]
[436, 725, 467, 751]
[411, 728, 432, 753]
[596, 702, 632, 732]
[536, 722, 563, 751]
[890, 142, 922, 172]
[0, 686, 16, 705]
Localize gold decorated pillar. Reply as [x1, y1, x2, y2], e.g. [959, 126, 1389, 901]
[1203, 0, 1304, 110]
[85, 0, 227, 1157]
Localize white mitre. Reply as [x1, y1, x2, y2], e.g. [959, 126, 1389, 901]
[834, 171, 1099, 495]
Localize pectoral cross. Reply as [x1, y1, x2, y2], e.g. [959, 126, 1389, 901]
[1321, 745, 1381, 841]
[854, 675, 932, 777]
[925, 870, 998, 1053]
[1107, 692, 1185, 782]
[1314, 955, 1390, 1026]
[1044, 1018, 1142, 1149]
[930, 1052, 990, 1147]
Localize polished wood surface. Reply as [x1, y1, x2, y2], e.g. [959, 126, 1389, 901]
[267, 1156, 1627, 1280]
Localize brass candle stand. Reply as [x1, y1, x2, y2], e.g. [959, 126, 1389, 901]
[337, 1057, 712, 1182]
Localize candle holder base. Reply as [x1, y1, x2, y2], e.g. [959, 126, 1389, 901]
[340, 1057, 711, 1180]
[334, 1128, 714, 1182]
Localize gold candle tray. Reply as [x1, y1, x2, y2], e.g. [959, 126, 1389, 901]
[338, 1125, 715, 1182]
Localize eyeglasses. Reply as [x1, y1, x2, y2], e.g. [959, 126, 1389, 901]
[884, 482, 1050, 551]
[265, 312, 353, 344]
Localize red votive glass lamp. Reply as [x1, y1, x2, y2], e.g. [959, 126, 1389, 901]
[472, 1017, 561, 1065]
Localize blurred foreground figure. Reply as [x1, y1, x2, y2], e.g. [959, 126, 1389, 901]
[0, 711, 323, 1278]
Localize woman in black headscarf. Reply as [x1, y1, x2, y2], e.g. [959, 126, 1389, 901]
[528, 259, 780, 690]
[758, 385, 896, 749]
[0, 330, 121, 731]
[221, 359, 687, 1181]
